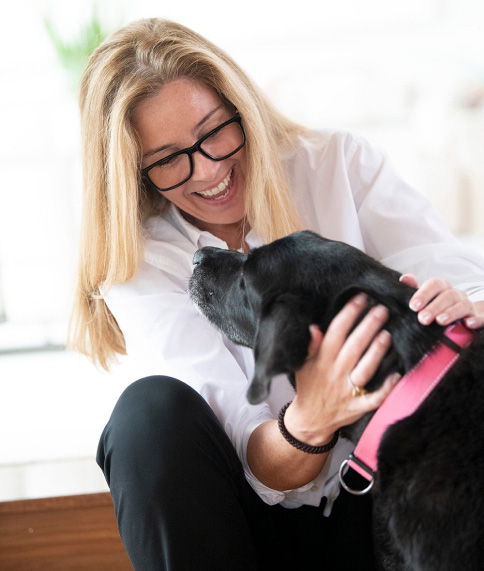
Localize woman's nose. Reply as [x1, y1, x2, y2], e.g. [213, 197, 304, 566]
[191, 152, 220, 182]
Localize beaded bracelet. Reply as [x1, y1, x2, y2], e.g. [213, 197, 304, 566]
[277, 401, 340, 454]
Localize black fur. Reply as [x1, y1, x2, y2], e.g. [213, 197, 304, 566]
[189, 230, 484, 571]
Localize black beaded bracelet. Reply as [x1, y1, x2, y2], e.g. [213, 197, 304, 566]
[277, 402, 340, 454]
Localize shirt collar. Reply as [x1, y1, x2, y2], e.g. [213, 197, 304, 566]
[167, 203, 262, 251]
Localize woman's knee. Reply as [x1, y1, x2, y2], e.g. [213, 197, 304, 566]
[116, 375, 203, 418]
[99, 376, 207, 456]
[108, 375, 212, 435]
[97, 375, 240, 484]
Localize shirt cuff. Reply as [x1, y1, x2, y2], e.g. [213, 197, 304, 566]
[457, 283, 484, 303]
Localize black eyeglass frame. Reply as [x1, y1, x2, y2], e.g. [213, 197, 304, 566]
[141, 113, 245, 192]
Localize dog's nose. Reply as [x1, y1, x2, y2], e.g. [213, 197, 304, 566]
[193, 246, 219, 266]
[192, 249, 204, 266]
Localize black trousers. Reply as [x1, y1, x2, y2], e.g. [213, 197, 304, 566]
[97, 376, 378, 570]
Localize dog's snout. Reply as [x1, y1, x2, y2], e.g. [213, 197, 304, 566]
[192, 246, 225, 266]
[192, 249, 204, 266]
[193, 247, 212, 265]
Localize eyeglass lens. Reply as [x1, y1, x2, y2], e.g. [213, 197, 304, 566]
[147, 120, 244, 191]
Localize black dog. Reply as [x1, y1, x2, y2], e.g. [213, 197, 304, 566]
[188, 230, 484, 571]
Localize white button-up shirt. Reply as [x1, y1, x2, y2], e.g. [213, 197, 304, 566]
[104, 130, 484, 514]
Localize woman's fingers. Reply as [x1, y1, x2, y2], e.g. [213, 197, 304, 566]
[411, 280, 466, 324]
[323, 294, 368, 358]
[359, 372, 401, 411]
[306, 324, 324, 360]
[408, 277, 447, 313]
[408, 277, 479, 326]
[349, 329, 392, 388]
[399, 273, 419, 289]
[293, 295, 399, 436]
[431, 292, 473, 326]
[336, 303, 389, 374]
[465, 309, 484, 329]
[330, 370, 401, 430]
[323, 294, 389, 366]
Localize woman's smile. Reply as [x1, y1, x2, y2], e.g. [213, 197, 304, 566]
[196, 167, 233, 199]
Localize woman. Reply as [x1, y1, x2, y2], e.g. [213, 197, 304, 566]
[70, 18, 484, 570]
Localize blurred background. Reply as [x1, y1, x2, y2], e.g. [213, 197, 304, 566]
[1, 0, 483, 501]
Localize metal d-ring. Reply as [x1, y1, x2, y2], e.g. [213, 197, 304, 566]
[339, 459, 374, 496]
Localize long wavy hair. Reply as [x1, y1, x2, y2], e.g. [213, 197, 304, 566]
[69, 18, 305, 369]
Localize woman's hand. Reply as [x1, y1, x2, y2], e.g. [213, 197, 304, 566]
[400, 274, 484, 329]
[283, 294, 400, 447]
[247, 295, 399, 491]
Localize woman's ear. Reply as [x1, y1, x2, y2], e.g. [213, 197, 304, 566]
[247, 295, 310, 404]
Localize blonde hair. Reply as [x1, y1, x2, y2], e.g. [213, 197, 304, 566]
[70, 18, 304, 369]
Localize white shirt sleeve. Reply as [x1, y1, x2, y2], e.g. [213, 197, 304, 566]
[348, 134, 484, 300]
[291, 131, 484, 302]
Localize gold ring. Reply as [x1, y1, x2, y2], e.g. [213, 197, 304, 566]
[346, 373, 367, 397]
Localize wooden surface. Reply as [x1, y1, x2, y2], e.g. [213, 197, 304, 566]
[0, 492, 133, 570]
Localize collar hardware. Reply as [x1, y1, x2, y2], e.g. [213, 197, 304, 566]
[339, 321, 474, 495]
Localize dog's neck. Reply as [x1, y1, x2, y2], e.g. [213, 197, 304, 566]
[364, 302, 445, 388]
[346, 276, 446, 376]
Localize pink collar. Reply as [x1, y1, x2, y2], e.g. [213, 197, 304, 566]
[339, 321, 474, 495]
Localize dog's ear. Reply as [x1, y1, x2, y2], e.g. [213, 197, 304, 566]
[247, 294, 310, 404]
[324, 281, 413, 326]
[327, 280, 444, 374]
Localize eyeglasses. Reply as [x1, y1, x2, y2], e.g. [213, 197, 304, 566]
[141, 113, 245, 192]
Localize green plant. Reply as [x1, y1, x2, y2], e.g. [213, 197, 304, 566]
[43, 5, 113, 93]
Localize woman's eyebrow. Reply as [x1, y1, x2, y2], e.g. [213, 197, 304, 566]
[144, 143, 174, 160]
[194, 104, 223, 130]
[143, 104, 224, 161]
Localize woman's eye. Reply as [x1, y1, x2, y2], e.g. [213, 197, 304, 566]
[206, 129, 222, 141]
[157, 154, 182, 169]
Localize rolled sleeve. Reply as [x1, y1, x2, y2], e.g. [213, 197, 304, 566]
[241, 429, 355, 512]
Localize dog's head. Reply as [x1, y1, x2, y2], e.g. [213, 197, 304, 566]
[189, 230, 445, 404]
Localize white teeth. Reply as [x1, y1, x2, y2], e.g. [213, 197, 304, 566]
[198, 171, 232, 198]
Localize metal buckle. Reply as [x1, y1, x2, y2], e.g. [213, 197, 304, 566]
[339, 456, 375, 496]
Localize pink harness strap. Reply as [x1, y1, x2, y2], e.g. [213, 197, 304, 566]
[339, 322, 474, 494]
